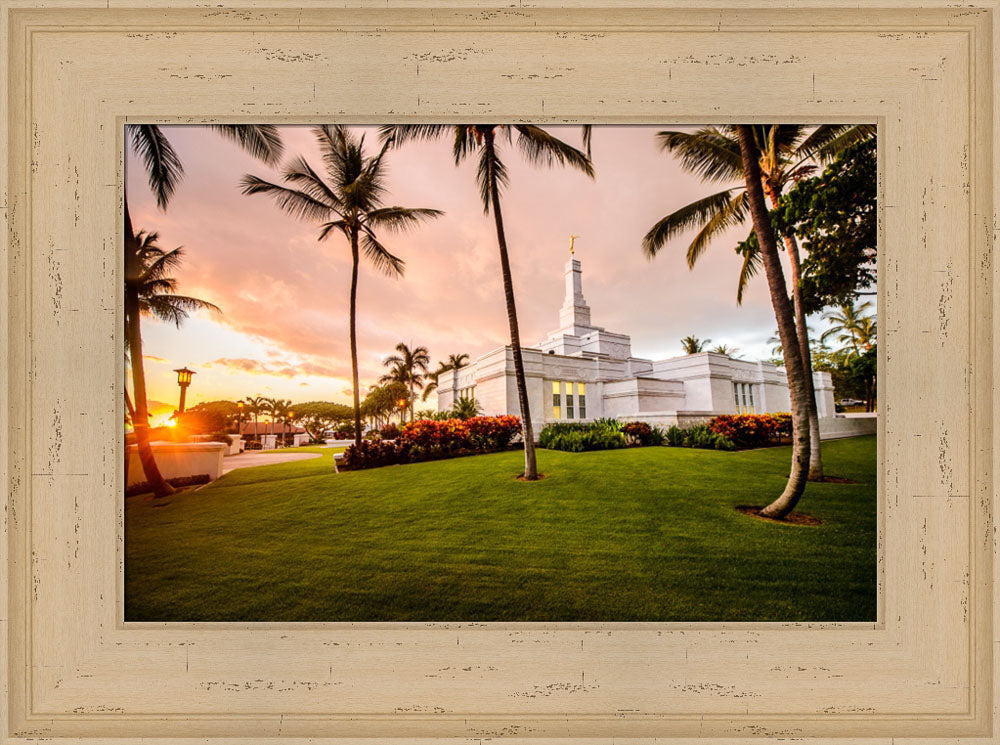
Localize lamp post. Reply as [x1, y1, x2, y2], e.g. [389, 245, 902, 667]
[286, 410, 294, 446]
[173, 367, 195, 414]
[236, 400, 244, 438]
[398, 398, 407, 424]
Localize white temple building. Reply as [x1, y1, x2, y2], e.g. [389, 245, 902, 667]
[436, 256, 875, 440]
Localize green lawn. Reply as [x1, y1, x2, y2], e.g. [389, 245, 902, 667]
[125, 436, 876, 622]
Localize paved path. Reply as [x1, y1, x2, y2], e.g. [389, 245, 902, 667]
[222, 451, 322, 475]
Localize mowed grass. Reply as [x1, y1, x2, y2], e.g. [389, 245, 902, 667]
[124, 436, 877, 622]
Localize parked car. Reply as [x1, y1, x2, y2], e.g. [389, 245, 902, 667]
[838, 398, 864, 407]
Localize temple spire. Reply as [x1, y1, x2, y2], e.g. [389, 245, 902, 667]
[559, 253, 592, 331]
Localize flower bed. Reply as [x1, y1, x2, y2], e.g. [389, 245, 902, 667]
[538, 419, 628, 452]
[707, 413, 791, 449]
[340, 415, 522, 470]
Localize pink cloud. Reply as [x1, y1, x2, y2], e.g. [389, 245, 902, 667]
[129, 124, 841, 405]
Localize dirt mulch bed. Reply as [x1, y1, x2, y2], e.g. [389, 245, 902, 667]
[736, 505, 823, 526]
[817, 475, 858, 484]
[516, 473, 547, 482]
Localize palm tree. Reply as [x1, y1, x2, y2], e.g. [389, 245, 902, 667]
[125, 230, 220, 497]
[643, 124, 872, 481]
[821, 301, 875, 356]
[421, 360, 454, 402]
[381, 125, 594, 480]
[241, 126, 442, 449]
[381, 343, 431, 421]
[270, 398, 294, 445]
[710, 344, 740, 357]
[735, 125, 812, 519]
[452, 395, 482, 420]
[680, 335, 710, 354]
[242, 395, 266, 443]
[446, 352, 470, 401]
[125, 124, 282, 497]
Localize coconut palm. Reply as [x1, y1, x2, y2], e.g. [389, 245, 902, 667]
[680, 335, 710, 354]
[241, 126, 442, 448]
[451, 395, 482, 420]
[643, 124, 872, 480]
[710, 344, 740, 357]
[446, 352, 470, 398]
[242, 395, 266, 443]
[124, 230, 220, 497]
[735, 125, 812, 519]
[821, 301, 875, 356]
[421, 361, 454, 402]
[380, 343, 431, 421]
[125, 124, 283, 497]
[381, 125, 595, 480]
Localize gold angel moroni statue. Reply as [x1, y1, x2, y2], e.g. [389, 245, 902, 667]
[569, 234, 580, 256]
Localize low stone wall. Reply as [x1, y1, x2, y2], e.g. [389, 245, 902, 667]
[819, 413, 877, 440]
[127, 441, 226, 487]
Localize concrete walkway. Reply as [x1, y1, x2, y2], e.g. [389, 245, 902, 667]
[222, 451, 322, 475]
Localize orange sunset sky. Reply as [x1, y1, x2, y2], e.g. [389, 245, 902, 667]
[126, 124, 848, 425]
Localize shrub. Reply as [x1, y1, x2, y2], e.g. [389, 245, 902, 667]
[207, 431, 233, 446]
[539, 420, 627, 452]
[340, 439, 412, 470]
[707, 413, 791, 448]
[379, 422, 401, 440]
[662, 423, 734, 451]
[622, 421, 651, 445]
[620, 421, 665, 446]
[665, 425, 685, 447]
[343, 416, 522, 470]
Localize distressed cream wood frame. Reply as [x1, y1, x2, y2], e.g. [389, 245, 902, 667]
[1, 0, 997, 742]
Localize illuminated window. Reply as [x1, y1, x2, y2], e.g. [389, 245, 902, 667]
[552, 381, 561, 419]
[733, 382, 756, 414]
[565, 382, 574, 418]
[578, 382, 587, 419]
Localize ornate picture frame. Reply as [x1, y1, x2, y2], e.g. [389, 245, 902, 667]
[1, 1, 996, 741]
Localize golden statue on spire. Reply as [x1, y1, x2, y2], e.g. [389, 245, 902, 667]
[569, 235, 580, 256]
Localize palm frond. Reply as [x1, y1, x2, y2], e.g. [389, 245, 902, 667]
[512, 125, 595, 178]
[735, 238, 763, 305]
[656, 128, 743, 183]
[239, 175, 333, 222]
[799, 124, 875, 163]
[282, 155, 343, 211]
[360, 231, 405, 277]
[453, 126, 480, 166]
[209, 124, 284, 166]
[317, 219, 349, 242]
[684, 190, 749, 268]
[364, 206, 443, 234]
[476, 143, 508, 213]
[378, 124, 453, 147]
[642, 187, 741, 259]
[128, 124, 184, 209]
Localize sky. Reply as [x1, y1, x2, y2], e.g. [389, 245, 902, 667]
[127, 124, 858, 425]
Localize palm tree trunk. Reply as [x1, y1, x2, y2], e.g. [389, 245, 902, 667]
[349, 228, 363, 448]
[484, 131, 537, 480]
[763, 183, 824, 481]
[737, 126, 809, 519]
[124, 389, 135, 486]
[124, 200, 175, 498]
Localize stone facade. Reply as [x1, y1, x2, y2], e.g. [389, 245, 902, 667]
[438, 257, 869, 438]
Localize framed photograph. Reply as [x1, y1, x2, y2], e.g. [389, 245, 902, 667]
[2, 1, 996, 742]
